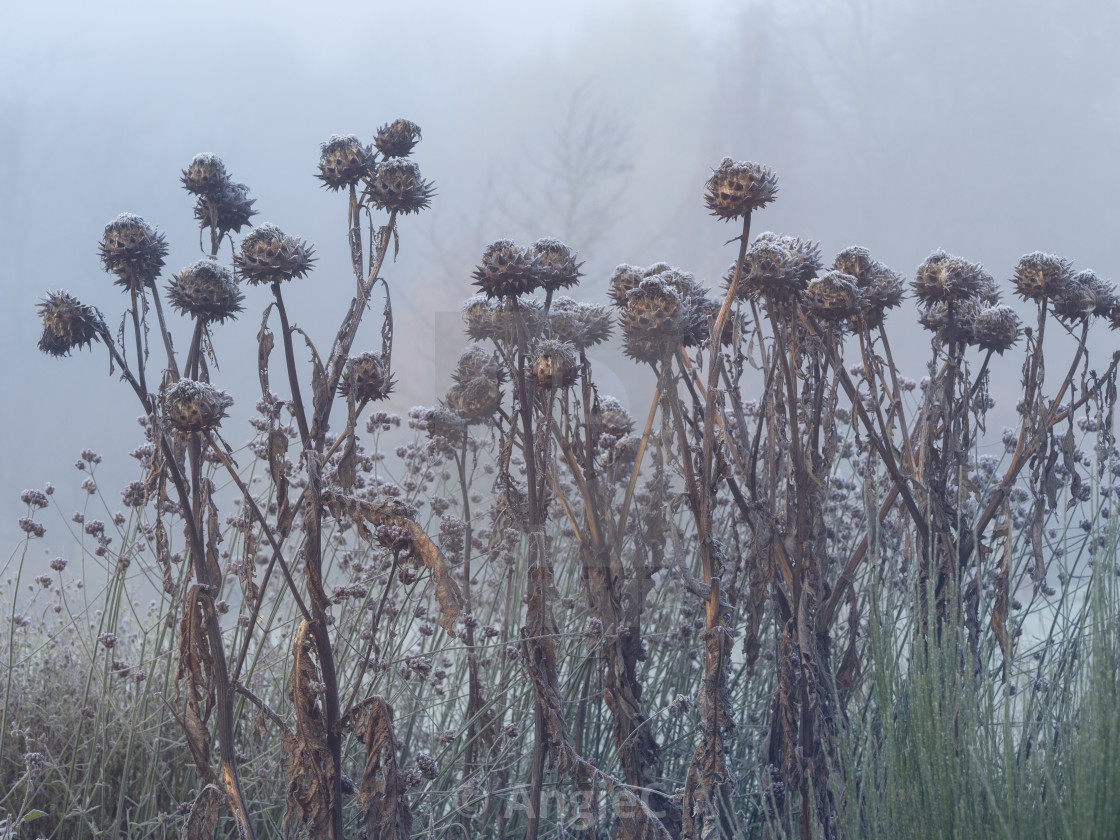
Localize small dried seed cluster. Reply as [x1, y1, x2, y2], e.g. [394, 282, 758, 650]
[233, 223, 315, 286]
[98, 213, 169, 291]
[161, 379, 233, 433]
[166, 259, 244, 324]
[37, 291, 106, 356]
[339, 353, 394, 402]
[182, 153, 257, 238]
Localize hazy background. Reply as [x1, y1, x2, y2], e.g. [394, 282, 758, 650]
[4, 0, 1119, 560]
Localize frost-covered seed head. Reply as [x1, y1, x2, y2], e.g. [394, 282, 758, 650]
[374, 119, 422, 158]
[911, 250, 989, 305]
[804, 271, 861, 321]
[472, 239, 542, 299]
[339, 353, 394, 402]
[444, 378, 502, 424]
[366, 158, 434, 215]
[99, 213, 169, 290]
[1012, 251, 1073, 304]
[37, 291, 106, 357]
[703, 157, 778, 221]
[162, 379, 233, 433]
[166, 259, 244, 324]
[317, 135, 373, 190]
[970, 304, 1022, 354]
[233, 223, 315, 285]
[181, 153, 230, 197]
[548, 297, 612, 350]
[531, 339, 578, 389]
[531, 237, 582, 292]
[194, 181, 256, 237]
[608, 264, 646, 307]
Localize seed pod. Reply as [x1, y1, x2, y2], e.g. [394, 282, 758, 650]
[549, 297, 612, 350]
[832, 246, 874, 284]
[620, 278, 685, 363]
[166, 259, 244, 324]
[918, 299, 982, 344]
[1012, 251, 1072, 305]
[181, 153, 230, 197]
[366, 158, 434, 215]
[453, 344, 504, 386]
[531, 339, 578, 389]
[37, 291, 106, 357]
[416, 406, 467, 445]
[374, 119, 422, 158]
[754, 232, 822, 286]
[734, 241, 801, 304]
[804, 271, 861, 322]
[593, 395, 634, 440]
[194, 181, 256, 237]
[531, 237, 582, 292]
[703, 157, 778, 221]
[339, 353, 394, 402]
[970, 304, 1022, 354]
[445, 378, 501, 425]
[317, 134, 373, 191]
[233, 223, 315, 285]
[608, 264, 646, 307]
[162, 379, 233, 433]
[1051, 269, 1117, 321]
[911, 250, 988, 305]
[98, 213, 169, 290]
[858, 264, 906, 327]
[472, 240, 541, 300]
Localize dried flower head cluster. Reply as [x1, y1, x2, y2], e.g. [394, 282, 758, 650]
[339, 352, 394, 402]
[703, 157, 779, 220]
[830, 245, 905, 327]
[166, 258, 244, 324]
[98, 213, 169, 291]
[182, 153, 257, 238]
[444, 345, 504, 424]
[233, 223, 315, 285]
[37, 291, 106, 356]
[161, 379, 233, 433]
[911, 249, 1023, 351]
[464, 295, 545, 345]
[731, 233, 823, 315]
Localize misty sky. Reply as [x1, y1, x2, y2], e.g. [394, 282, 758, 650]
[4, 0, 1119, 557]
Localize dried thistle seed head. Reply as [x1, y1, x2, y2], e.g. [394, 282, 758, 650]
[608, 264, 646, 307]
[1012, 251, 1073, 304]
[463, 295, 498, 341]
[531, 339, 578, 389]
[445, 378, 502, 424]
[594, 395, 633, 439]
[804, 271, 861, 321]
[317, 134, 373, 190]
[911, 250, 989, 305]
[453, 344, 505, 385]
[832, 246, 874, 283]
[970, 304, 1022, 354]
[415, 405, 467, 445]
[755, 232, 822, 286]
[194, 181, 256, 237]
[621, 278, 685, 362]
[918, 299, 982, 343]
[374, 118, 422, 158]
[603, 434, 639, 473]
[549, 297, 613, 350]
[161, 379, 233, 433]
[703, 157, 778, 221]
[98, 213, 169, 290]
[367, 158, 434, 215]
[472, 239, 541, 299]
[1051, 269, 1117, 321]
[531, 237, 582, 292]
[858, 264, 906, 327]
[181, 153, 230, 196]
[166, 259, 244, 324]
[37, 291, 105, 356]
[734, 240, 806, 305]
[339, 353, 394, 402]
[233, 223, 315, 285]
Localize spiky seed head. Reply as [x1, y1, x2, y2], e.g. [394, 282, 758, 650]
[918, 299, 982, 344]
[734, 241, 804, 304]
[832, 246, 874, 283]
[970, 304, 1022, 354]
[1012, 251, 1072, 304]
[531, 339, 578, 389]
[98, 213, 169, 290]
[162, 379, 233, 433]
[194, 181, 256, 237]
[703, 157, 778, 221]
[1051, 269, 1117, 321]
[374, 119, 422, 158]
[804, 271, 861, 321]
[37, 291, 105, 357]
[911, 250, 988, 305]
[233, 223, 315, 285]
[531, 237, 582, 292]
[445, 378, 501, 425]
[603, 434, 639, 473]
[974, 268, 1001, 304]
[415, 406, 467, 445]
[339, 353, 394, 402]
[621, 278, 685, 362]
[181, 153, 230, 197]
[472, 239, 541, 299]
[166, 259, 244, 324]
[608, 264, 646, 307]
[593, 395, 634, 440]
[464, 295, 545, 345]
[755, 232, 822, 286]
[317, 135, 373, 190]
[858, 264, 906, 327]
[367, 159, 434, 215]
[453, 344, 505, 385]
[549, 297, 613, 350]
